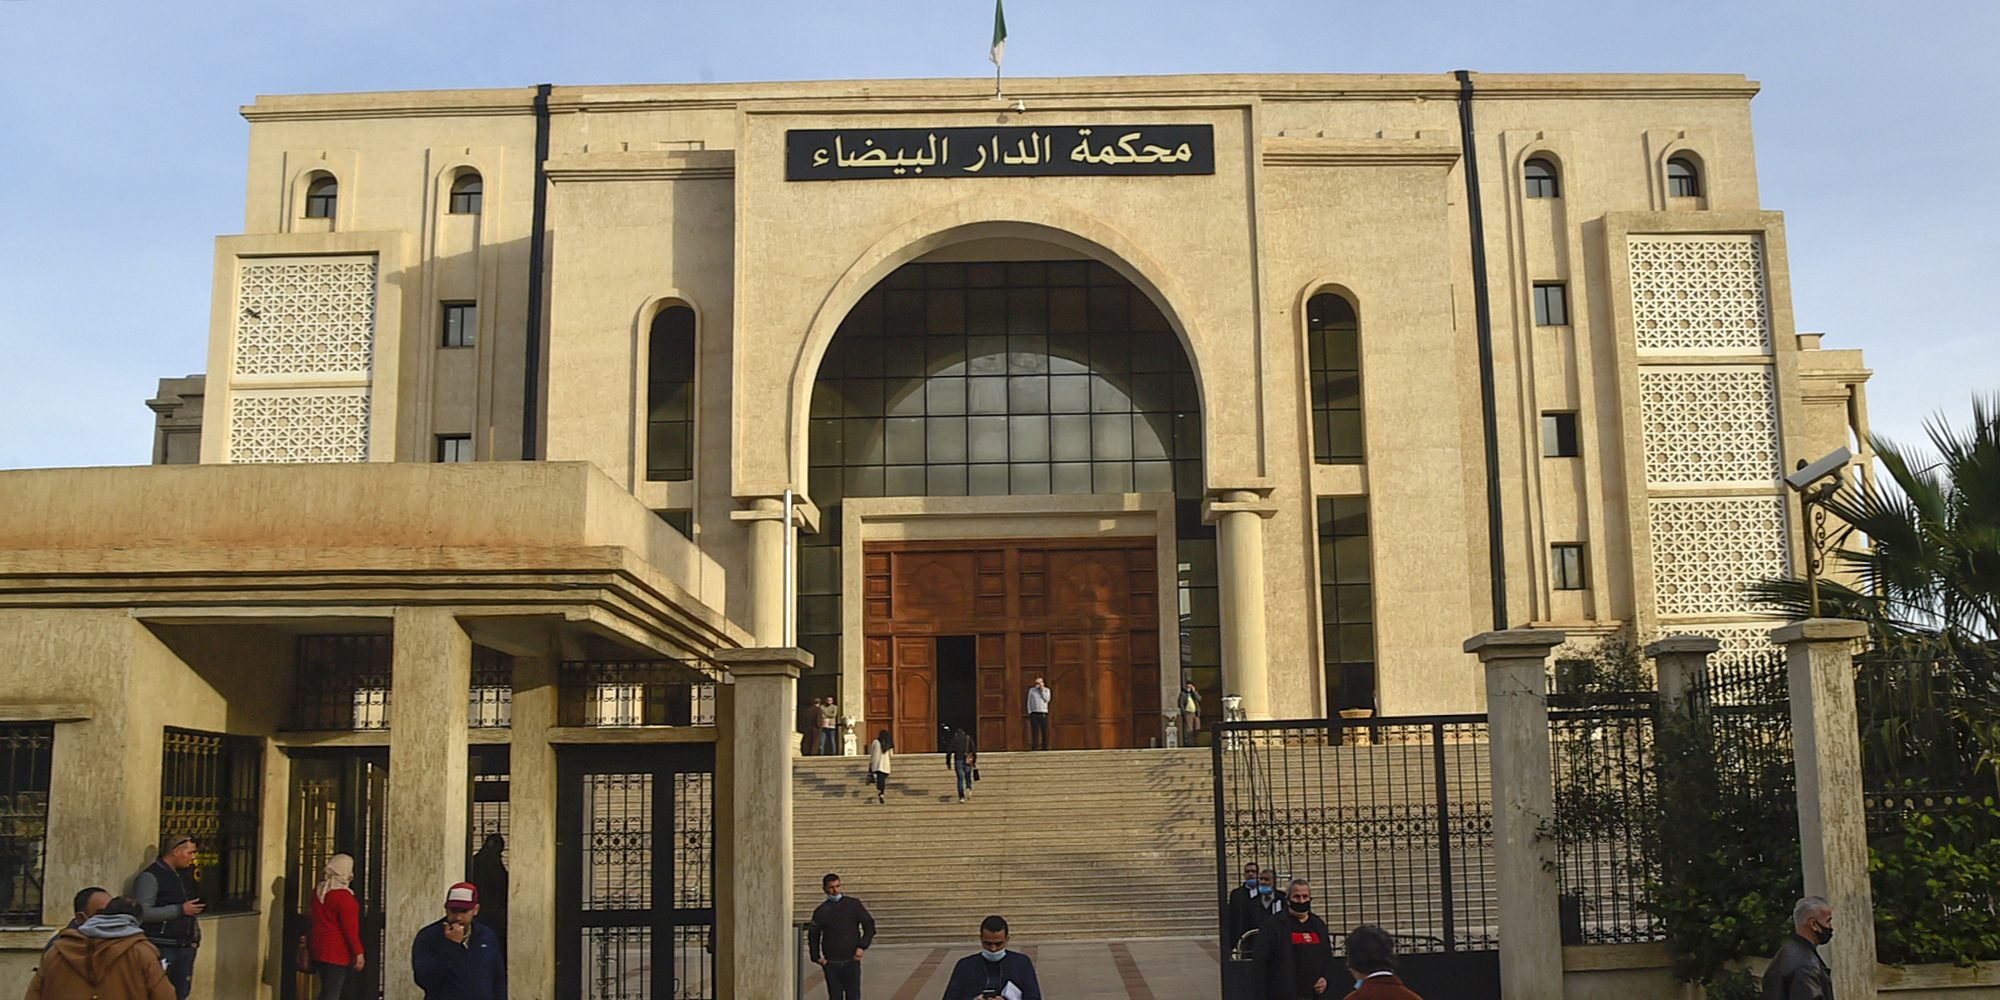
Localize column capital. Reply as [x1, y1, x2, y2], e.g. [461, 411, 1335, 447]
[1463, 628, 1566, 662]
[1771, 618, 1868, 646]
[730, 493, 820, 533]
[1201, 486, 1278, 523]
[1645, 634, 1720, 657]
[716, 646, 814, 680]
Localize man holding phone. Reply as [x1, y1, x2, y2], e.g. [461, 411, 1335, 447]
[135, 834, 206, 1000]
[941, 915, 1041, 1000]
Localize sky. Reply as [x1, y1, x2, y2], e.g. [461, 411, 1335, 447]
[0, 0, 1993, 470]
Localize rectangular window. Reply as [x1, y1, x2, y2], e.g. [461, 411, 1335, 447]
[436, 435, 472, 463]
[1541, 412, 1580, 458]
[441, 302, 476, 348]
[1533, 283, 1570, 327]
[1551, 543, 1587, 591]
[0, 724, 54, 925]
[1316, 497, 1378, 713]
[158, 728, 262, 913]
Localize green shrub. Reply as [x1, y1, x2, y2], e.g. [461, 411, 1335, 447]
[1870, 795, 2000, 965]
[1702, 968, 1760, 1000]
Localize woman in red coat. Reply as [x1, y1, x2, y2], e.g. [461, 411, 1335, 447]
[307, 853, 365, 1000]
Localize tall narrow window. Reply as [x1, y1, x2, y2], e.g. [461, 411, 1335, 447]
[647, 305, 697, 481]
[1316, 497, 1377, 713]
[1551, 543, 1587, 591]
[1524, 158, 1561, 198]
[442, 302, 476, 348]
[1541, 412, 1580, 458]
[449, 172, 483, 215]
[436, 435, 472, 463]
[1667, 157, 1702, 198]
[1306, 292, 1363, 464]
[303, 175, 338, 219]
[157, 728, 263, 913]
[0, 724, 53, 925]
[1533, 283, 1570, 327]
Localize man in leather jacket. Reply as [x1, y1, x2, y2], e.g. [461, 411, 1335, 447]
[1763, 895, 1834, 999]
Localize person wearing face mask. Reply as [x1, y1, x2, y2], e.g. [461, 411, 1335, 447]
[1252, 879, 1335, 999]
[1762, 895, 1834, 1000]
[1227, 863, 1264, 953]
[941, 915, 1041, 1000]
[1255, 869, 1286, 922]
[1339, 924, 1423, 999]
[808, 873, 876, 1000]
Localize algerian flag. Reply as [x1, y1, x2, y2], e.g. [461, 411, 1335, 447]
[989, 0, 1007, 68]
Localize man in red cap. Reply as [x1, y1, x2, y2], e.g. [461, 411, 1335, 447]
[411, 881, 506, 999]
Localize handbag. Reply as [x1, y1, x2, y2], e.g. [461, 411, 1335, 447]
[294, 934, 313, 974]
[972, 767, 982, 782]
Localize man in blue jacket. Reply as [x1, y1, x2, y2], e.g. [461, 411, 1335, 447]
[941, 915, 1041, 1000]
[412, 882, 506, 1000]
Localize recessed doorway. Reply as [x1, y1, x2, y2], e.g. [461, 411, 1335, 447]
[935, 635, 979, 742]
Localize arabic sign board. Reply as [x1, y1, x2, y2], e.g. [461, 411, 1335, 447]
[785, 125, 1215, 181]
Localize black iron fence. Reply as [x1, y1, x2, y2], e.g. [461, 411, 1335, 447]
[0, 724, 52, 926]
[1547, 693, 1663, 944]
[559, 660, 713, 728]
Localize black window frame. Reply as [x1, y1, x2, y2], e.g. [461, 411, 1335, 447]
[303, 175, 338, 220]
[1541, 412, 1580, 458]
[1306, 292, 1364, 465]
[157, 728, 263, 914]
[1524, 158, 1561, 199]
[436, 435, 473, 463]
[1533, 282, 1570, 327]
[0, 724, 54, 926]
[448, 172, 484, 215]
[1315, 497, 1377, 714]
[647, 305, 699, 482]
[1551, 543, 1587, 591]
[1667, 157, 1702, 198]
[441, 301, 476, 348]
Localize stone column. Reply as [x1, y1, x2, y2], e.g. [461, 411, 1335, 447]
[1645, 634, 1719, 714]
[1775, 618, 1877, 1000]
[506, 653, 559, 1000]
[1464, 628, 1566, 1000]
[1206, 489, 1277, 718]
[731, 496, 818, 648]
[714, 647, 810, 1000]
[385, 608, 472, 1000]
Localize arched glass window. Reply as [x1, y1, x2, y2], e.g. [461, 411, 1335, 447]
[303, 175, 338, 219]
[646, 305, 696, 481]
[449, 172, 483, 215]
[1307, 292, 1363, 464]
[1524, 158, 1560, 199]
[1667, 157, 1702, 198]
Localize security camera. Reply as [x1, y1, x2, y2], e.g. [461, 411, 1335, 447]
[1784, 447, 1852, 493]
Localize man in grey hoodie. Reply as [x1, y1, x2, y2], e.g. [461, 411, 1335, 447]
[29, 896, 176, 1000]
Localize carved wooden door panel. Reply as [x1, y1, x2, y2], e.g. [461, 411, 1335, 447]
[975, 634, 1010, 751]
[893, 636, 936, 752]
[1091, 632, 1133, 749]
[1045, 633, 1090, 750]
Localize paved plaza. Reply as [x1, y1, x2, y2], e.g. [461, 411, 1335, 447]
[797, 937, 1224, 1000]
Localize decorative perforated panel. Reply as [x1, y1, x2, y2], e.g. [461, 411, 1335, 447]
[1699, 623, 1784, 675]
[1638, 367, 1781, 486]
[1648, 496, 1789, 618]
[228, 391, 370, 463]
[1628, 236, 1770, 354]
[233, 259, 376, 375]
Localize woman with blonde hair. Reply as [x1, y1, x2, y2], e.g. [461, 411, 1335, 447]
[306, 852, 365, 1000]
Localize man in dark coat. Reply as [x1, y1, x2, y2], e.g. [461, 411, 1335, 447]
[133, 835, 205, 1000]
[1253, 879, 1335, 999]
[1763, 895, 1834, 999]
[941, 915, 1041, 1000]
[411, 882, 506, 1000]
[808, 873, 876, 1000]
[1341, 923, 1425, 999]
[1226, 863, 1263, 953]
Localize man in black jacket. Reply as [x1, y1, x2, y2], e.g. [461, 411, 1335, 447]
[134, 834, 206, 999]
[411, 882, 506, 1000]
[1252, 879, 1335, 999]
[1763, 895, 1834, 999]
[808, 873, 876, 1000]
[1226, 862, 1262, 953]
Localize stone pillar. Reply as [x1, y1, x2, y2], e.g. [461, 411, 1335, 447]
[714, 647, 810, 1000]
[731, 496, 818, 648]
[1645, 634, 1719, 714]
[385, 608, 472, 1000]
[1464, 628, 1566, 1000]
[1775, 618, 1877, 1000]
[1207, 489, 1277, 718]
[506, 653, 559, 1000]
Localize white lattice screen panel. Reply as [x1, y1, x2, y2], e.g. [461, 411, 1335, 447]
[233, 258, 377, 376]
[1628, 236, 1770, 354]
[1648, 496, 1789, 618]
[1638, 367, 1781, 486]
[228, 391, 370, 463]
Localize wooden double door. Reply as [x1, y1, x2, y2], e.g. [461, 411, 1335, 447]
[861, 537, 1162, 752]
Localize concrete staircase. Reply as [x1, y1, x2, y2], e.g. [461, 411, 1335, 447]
[793, 748, 1217, 945]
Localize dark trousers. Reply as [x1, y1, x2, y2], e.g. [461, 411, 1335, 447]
[823, 958, 863, 1000]
[870, 771, 887, 796]
[158, 944, 196, 1000]
[1028, 711, 1049, 750]
[316, 961, 351, 1000]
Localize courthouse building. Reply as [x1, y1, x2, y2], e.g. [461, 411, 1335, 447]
[0, 72, 1869, 999]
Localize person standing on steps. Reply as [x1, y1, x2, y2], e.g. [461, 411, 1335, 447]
[1252, 878, 1334, 999]
[134, 834, 205, 1000]
[807, 873, 875, 1000]
[866, 730, 894, 803]
[941, 914, 1042, 1000]
[1178, 680, 1204, 747]
[803, 697, 826, 756]
[944, 726, 978, 802]
[821, 697, 841, 755]
[1025, 677, 1051, 751]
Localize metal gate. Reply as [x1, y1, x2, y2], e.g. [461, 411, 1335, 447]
[1212, 715, 1499, 1000]
[284, 749, 390, 1000]
[556, 745, 716, 1000]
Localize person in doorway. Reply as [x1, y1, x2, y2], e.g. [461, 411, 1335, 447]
[410, 882, 505, 1000]
[133, 834, 204, 1000]
[1178, 681, 1204, 746]
[821, 697, 841, 755]
[308, 852, 365, 1000]
[941, 914, 1042, 1000]
[807, 873, 876, 1000]
[1252, 878, 1335, 999]
[1762, 895, 1834, 1000]
[469, 835, 509, 953]
[1340, 924, 1423, 999]
[1025, 677, 1052, 751]
[944, 726, 978, 803]
[866, 730, 894, 803]
[44, 886, 111, 951]
[28, 896, 175, 1000]
[1227, 862, 1264, 953]
[803, 698, 827, 756]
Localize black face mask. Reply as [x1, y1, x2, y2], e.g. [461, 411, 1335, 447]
[1813, 923, 1833, 945]
[1288, 899, 1312, 914]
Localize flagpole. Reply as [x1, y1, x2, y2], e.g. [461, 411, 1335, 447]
[989, 0, 1007, 101]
